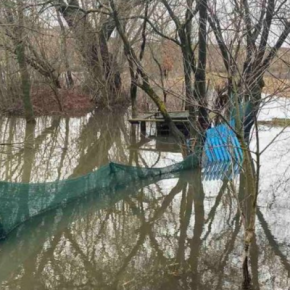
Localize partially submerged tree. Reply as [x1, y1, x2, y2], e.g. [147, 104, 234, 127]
[207, 0, 290, 286]
[6, 0, 35, 123]
[108, 0, 213, 150]
[110, 0, 185, 142]
[208, 0, 290, 140]
[53, 0, 123, 107]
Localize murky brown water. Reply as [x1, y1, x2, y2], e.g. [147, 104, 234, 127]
[0, 111, 290, 290]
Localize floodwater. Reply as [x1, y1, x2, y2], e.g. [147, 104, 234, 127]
[0, 103, 290, 290]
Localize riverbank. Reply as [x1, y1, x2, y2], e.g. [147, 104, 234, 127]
[2, 73, 290, 118]
[1, 87, 95, 118]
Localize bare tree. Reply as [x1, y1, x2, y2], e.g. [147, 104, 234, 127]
[14, 0, 35, 123]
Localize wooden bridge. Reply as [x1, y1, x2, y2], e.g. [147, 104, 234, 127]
[129, 110, 191, 135]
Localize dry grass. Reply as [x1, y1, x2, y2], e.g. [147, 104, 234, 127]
[207, 72, 290, 98]
[258, 118, 290, 127]
[263, 76, 290, 97]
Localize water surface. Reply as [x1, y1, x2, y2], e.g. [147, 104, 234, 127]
[0, 109, 289, 290]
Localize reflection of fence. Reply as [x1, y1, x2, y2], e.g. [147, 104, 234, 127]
[202, 122, 243, 181]
[202, 161, 241, 181]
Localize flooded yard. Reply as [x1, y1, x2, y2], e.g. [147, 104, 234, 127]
[1, 0, 290, 287]
[0, 104, 290, 290]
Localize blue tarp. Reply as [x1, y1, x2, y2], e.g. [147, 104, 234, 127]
[202, 121, 243, 180]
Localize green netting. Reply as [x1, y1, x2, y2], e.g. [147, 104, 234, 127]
[0, 154, 198, 240]
[0, 169, 194, 283]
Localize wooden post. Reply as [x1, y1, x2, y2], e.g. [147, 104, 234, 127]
[140, 121, 146, 135]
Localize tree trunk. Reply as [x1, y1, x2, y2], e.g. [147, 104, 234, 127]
[57, 0, 121, 106]
[16, 0, 35, 123]
[242, 72, 264, 142]
[130, 74, 138, 118]
[56, 10, 74, 88]
[192, 0, 208, 157]
[182, 46, 194, 109]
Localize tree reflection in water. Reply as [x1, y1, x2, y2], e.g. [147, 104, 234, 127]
[0, 113, 289, 289]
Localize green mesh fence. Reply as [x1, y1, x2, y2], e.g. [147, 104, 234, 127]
[0, 154, 198, 240]
[0, 168, 194, 283]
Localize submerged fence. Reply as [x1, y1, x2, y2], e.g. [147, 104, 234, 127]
[0, 154, 198, 240]
[0, 120, 244, 240]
